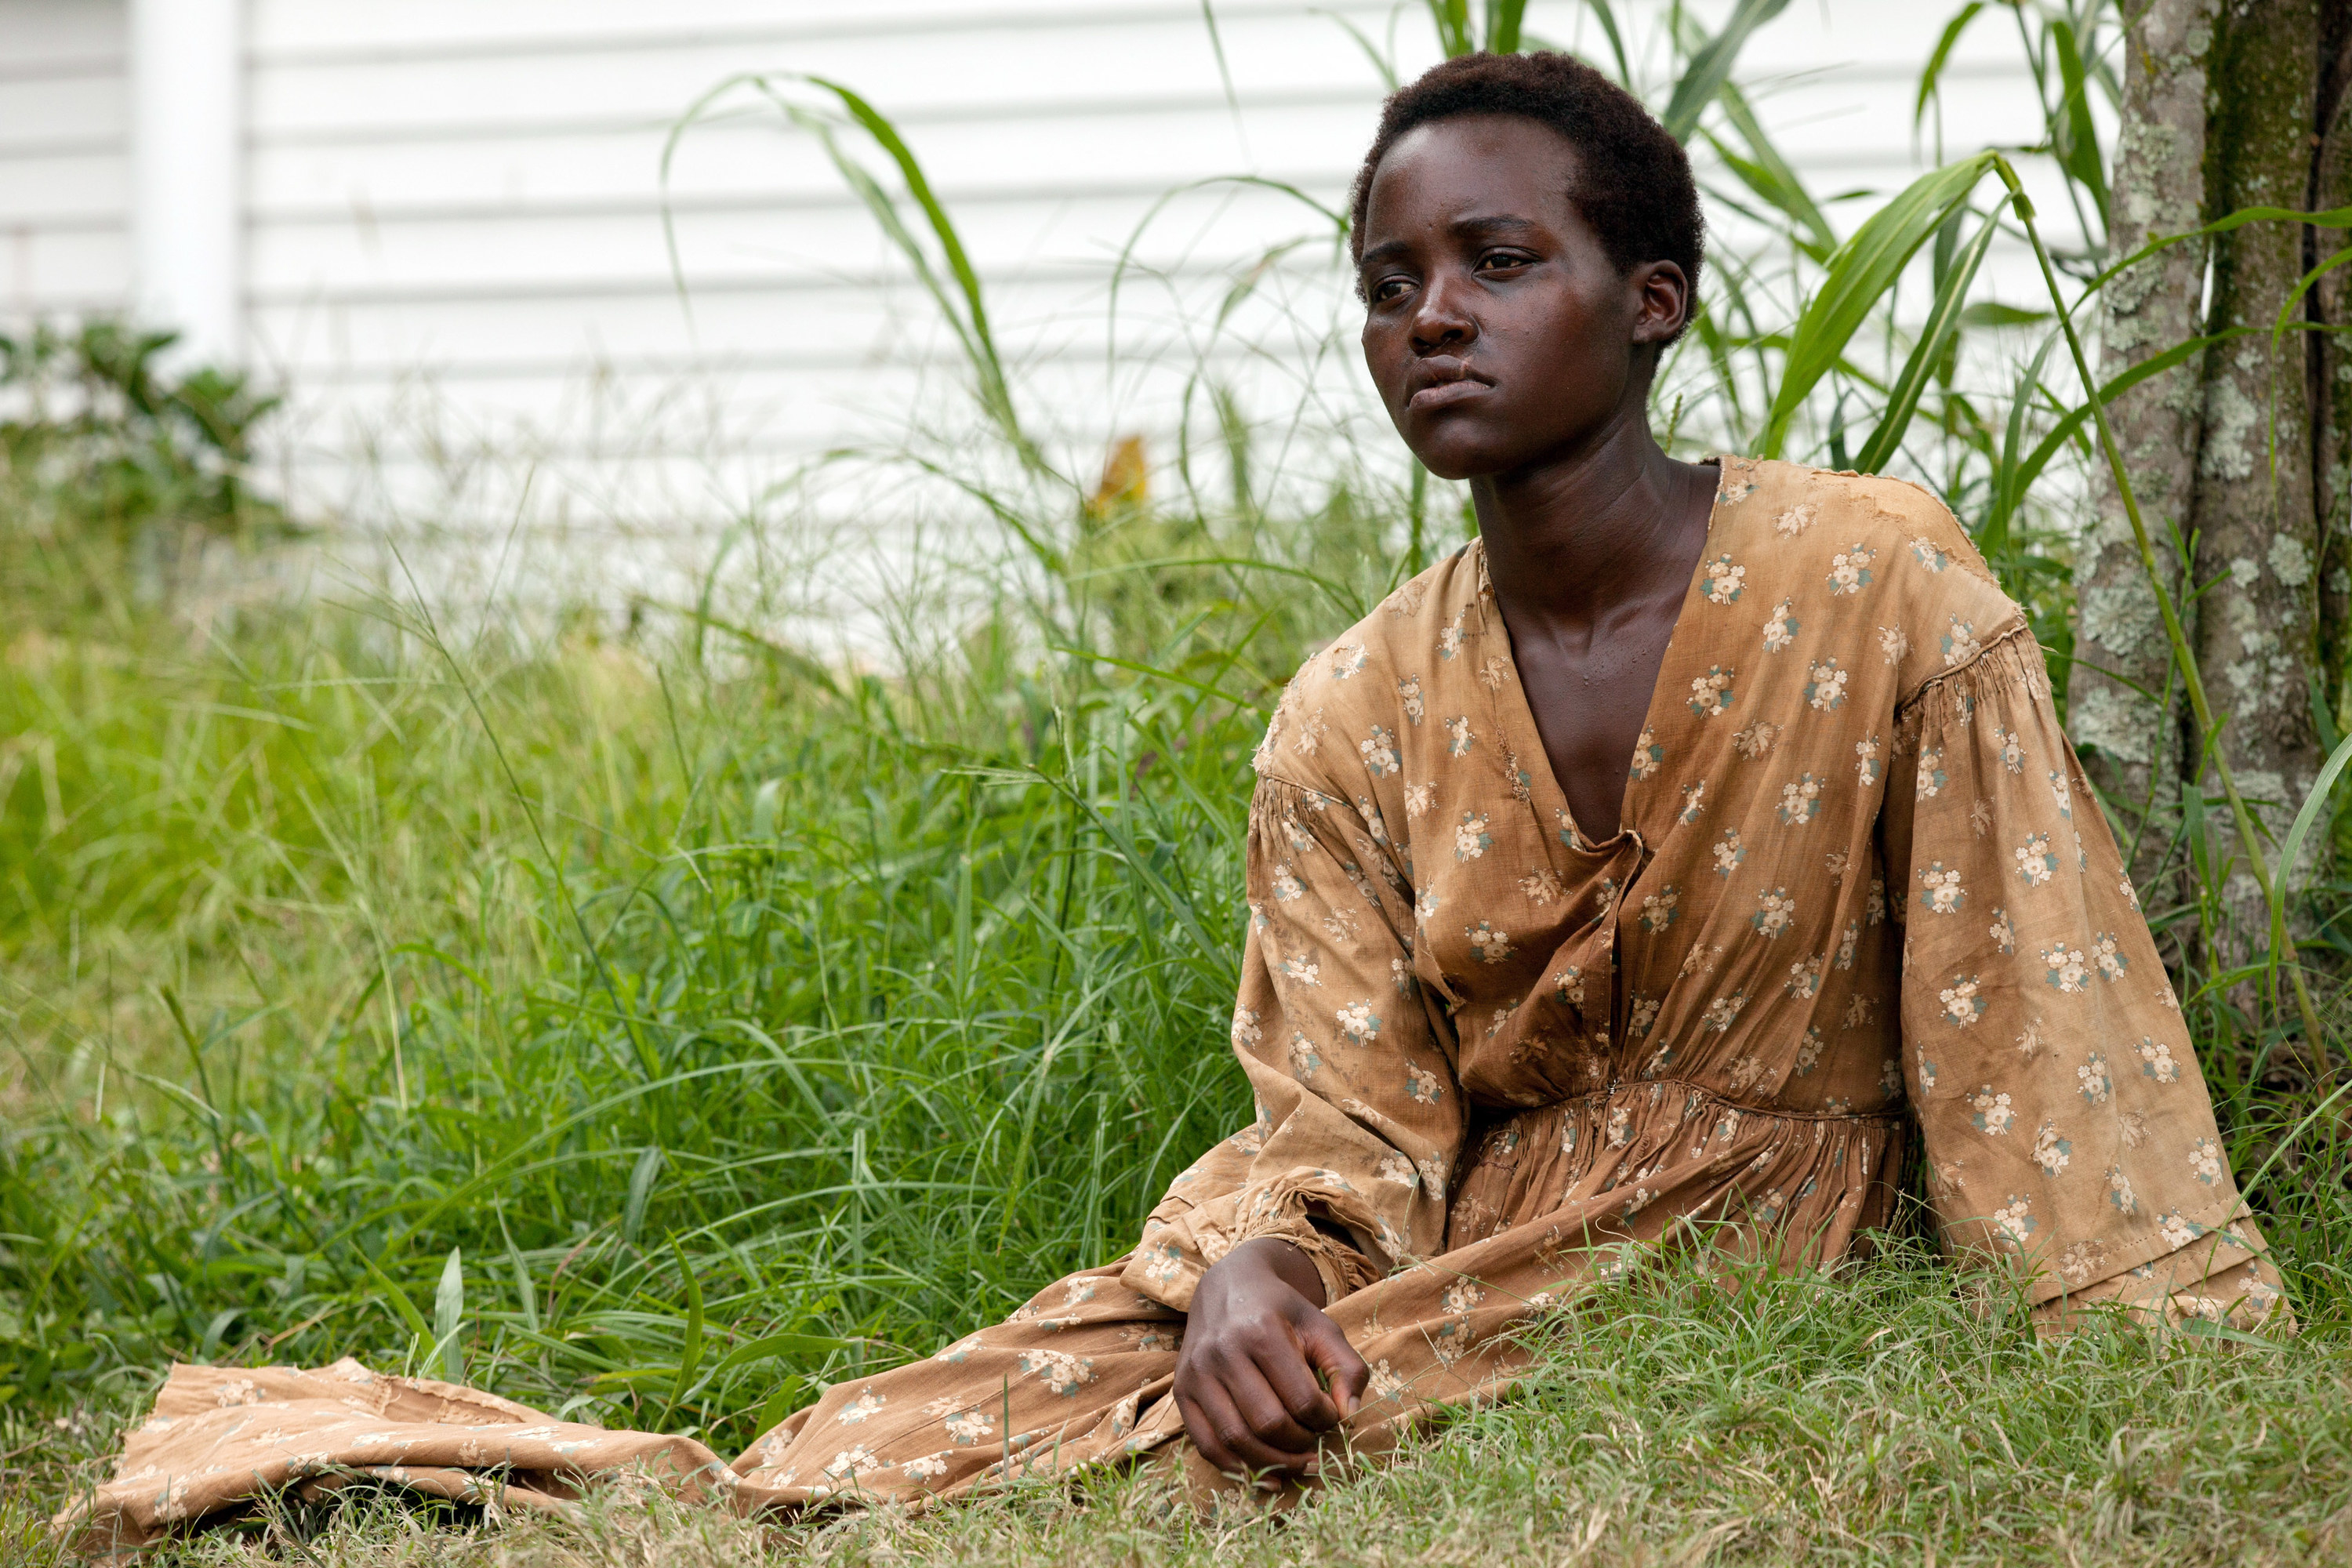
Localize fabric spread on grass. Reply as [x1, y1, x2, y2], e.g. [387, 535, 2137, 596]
[50, 1359, 736, 1557]
[55, 459, 2287, 1552]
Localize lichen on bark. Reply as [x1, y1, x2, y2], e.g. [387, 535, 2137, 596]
[2186, 0, 2325, 967]
[2071, 0, 2221, 870]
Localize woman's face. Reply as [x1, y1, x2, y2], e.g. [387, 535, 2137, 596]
[1356, 114, 1687, 481]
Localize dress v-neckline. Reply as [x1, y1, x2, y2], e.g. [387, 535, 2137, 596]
[1472, 466, 1727, 858]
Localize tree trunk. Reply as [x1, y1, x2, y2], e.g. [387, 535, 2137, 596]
[2070, 0, 2220, 895]
[2187, 0, 2325, 960]
[2313, 10, 2352, 720]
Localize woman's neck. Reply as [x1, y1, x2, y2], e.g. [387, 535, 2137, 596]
[1471, 410, 1715, 637]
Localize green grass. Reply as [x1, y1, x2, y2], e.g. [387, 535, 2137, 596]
[0, 490, 1380, 1521]
[12, 1244, 2352, 1565]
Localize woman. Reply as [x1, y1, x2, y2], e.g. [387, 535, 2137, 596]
[64, 50, 2285, 1549]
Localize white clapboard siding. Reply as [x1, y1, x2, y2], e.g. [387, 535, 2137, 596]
[0, 0, 129, 315]
[2, 0, 2090, 583]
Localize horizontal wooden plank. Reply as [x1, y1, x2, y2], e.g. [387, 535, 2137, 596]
[0, 147, 126, 226]
[0, 227, 129, 310]
[239, 81, 2014, 220]
[246, 0, 1408, 65]
[261, 349, 1367, 441]
[0, 70, 128, 142]
[244, 16, 1381, 139]
[0, 0, 125, 70]
[244, 182, 1345, 288]
[243, 99, 1368, 205]
[242, 0, 2015, 81]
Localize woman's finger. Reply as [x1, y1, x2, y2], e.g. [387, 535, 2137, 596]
[1221, 1347, 1328, 1454]
[1174, 1388, 1249, 1479]
[1183, 1373, 1317, 1476]
[1247, 1321, 1344, 1435]
[1298, 1308, 1374, 1419]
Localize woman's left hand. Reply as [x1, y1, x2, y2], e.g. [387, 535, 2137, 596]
[1171, 1236, 1369, 1481]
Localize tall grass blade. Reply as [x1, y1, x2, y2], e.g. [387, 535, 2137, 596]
[359, 1250, 434, 1352]
[1316, 9, 1401, 89]
[624, 1147, 664, 1245]
[434, 1247, 466, 1386]
[1427, 0, 1474, 57]
[1853, 210, 1998, 473]
[664, 1236, 705, 1421]
[1711, 82, 1835, 258]
[2048, 19, 2110, 234]
[663, 75, 1039, 470]
[1762, 152, 1997, 458]
[2077, 203, 2352, 307]
[1994, 328, 2260, 545]
[1661, 0, 1793, 143]
[1577, 0, 1632, 83]
[807, 76, 1036, 468]
[2270, 241, 2352, 349]
[1915, 3, 1985, 129]
[1198, 2, 1244, 127]
[2267, 727, 2352, 991]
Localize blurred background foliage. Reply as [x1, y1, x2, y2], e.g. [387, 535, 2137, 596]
[0, 319, 289, 631]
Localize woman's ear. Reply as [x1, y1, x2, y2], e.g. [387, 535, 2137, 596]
[1630, 261, 1691, 346]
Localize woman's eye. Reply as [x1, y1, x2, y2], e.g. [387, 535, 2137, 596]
[1373, 278, 1413, 303]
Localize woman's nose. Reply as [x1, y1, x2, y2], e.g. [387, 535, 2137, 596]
[1409, 273, 1478, 352]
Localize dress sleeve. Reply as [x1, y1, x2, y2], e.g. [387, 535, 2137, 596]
[1120, 775, 1463, 1312]
[1881, 626, 2289, 1334]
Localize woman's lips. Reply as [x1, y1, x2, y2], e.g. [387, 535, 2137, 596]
[1407, 376, 1490, 411]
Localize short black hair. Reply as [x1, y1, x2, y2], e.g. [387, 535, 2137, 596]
[1349, 51, 1705, 326]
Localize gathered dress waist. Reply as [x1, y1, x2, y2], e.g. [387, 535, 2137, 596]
[1442, 1074, 1907, 1256]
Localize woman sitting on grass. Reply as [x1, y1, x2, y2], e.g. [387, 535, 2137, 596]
[67, 50, 2285, 1548]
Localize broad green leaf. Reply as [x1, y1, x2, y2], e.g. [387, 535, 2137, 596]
[1483, 0, 1527, 53]
[1854, 211, 1998, 474]
[1958, 300, 2049, 328]
[1762, 152, 1998, 459]
[1661, 0, 1793, 143]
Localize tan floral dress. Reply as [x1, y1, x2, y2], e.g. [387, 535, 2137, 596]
[59, 459, 2285, 1553]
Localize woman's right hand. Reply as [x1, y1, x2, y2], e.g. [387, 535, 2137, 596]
[1171, 1236, 1370, 1480]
